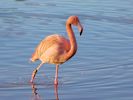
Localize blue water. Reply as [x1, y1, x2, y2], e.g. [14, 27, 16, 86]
[0, 0, 133, 100]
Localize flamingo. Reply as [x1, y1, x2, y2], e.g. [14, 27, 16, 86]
[30, 16, 83, 85]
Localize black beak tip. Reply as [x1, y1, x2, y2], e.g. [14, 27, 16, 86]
[80, 29, 83, 36]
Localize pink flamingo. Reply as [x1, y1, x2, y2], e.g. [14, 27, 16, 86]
[30, 16, 83, 85]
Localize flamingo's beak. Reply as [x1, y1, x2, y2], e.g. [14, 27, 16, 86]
[78, 23, 83, 36]
[80, 28, 83, 36]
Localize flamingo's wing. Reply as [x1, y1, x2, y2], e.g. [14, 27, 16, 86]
[35, 34, 70, 63]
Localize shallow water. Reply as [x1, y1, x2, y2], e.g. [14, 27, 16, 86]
[0, 0, 133, 100]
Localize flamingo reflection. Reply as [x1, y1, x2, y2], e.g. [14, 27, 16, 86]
[30, 83, 41, 100]
[30, 83, 59, 100]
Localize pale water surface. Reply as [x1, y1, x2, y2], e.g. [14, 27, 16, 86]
[0, 0, 133, 100]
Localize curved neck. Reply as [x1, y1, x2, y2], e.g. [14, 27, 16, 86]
[64, 23, 77, 61]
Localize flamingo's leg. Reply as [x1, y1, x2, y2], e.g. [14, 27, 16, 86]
[54, 64, 59, 85]
[30, 63, 43, 83]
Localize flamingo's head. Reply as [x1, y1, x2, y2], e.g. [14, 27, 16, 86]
[67, 16, 83, 35]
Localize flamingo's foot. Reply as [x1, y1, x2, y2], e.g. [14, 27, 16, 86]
[54, 79, 58, 85]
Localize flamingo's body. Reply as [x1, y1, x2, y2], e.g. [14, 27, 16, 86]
[30, 16, 83, 85]
[32, 34, 70, 64]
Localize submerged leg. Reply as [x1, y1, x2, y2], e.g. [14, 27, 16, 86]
[54, 64, 59, 85]
[30, 63, 43, 83]
[54, 84, 59, 100]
